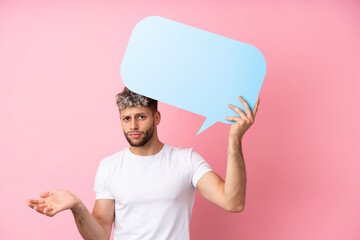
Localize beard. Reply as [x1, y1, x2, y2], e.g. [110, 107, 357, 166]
[123, 122, 155, 147]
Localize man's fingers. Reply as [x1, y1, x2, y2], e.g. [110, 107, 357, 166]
[28, 191, 62, 217]
[40, 191, 53, 198]
[252, 97, 260, 119]
[31, 205, 46, 214]
[28, 202, 48, 208]
[225, 116, 242, 122]
[44, 207, 59, 217]
[28, 202, 57, 216]
[36, 203, 48, 208]
[43, 207, 53, 214]
[239, 96, 253, 119]
[44, 207, 53, 212]
[35, 208, 44, 214]
[28, 199, 46, 204]
[228, 104, 247, 119]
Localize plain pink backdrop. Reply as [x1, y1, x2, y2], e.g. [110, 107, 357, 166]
[1, 0, 359, 239]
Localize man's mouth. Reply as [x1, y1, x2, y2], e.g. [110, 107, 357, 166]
[129, 133, 142, 139]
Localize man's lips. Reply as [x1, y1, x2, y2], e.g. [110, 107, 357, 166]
[128, 133, 143, 138]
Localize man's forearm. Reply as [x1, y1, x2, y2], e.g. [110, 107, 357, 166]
[224, 137, 247, 211]
[71, 200, 109, 240]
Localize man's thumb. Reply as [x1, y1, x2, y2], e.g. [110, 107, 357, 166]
[40, 191, 51, 198]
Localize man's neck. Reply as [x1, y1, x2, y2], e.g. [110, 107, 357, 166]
[129, 137, 164, 156]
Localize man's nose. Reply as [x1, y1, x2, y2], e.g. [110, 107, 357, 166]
[130, 118, 138, 130]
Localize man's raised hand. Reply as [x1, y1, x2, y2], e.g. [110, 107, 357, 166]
[225, 96, 260, 140]
[27, 190, 80, 217]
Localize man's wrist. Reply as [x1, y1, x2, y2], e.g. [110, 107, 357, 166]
[229, 133, 243, 144]
[70, 197, 82, 213]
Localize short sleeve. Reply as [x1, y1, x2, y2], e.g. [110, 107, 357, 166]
[190, 149, 213, 189]
[94, 160, 115, 200]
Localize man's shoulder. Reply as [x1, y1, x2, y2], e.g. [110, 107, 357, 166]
[100, 148, 128, 165]
[166, 144, 195, 155]
[166, 144, 206, 160]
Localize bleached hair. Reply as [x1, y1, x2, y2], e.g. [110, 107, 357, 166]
[115, 87, 157, 113]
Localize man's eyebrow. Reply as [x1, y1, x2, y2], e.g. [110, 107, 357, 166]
[121, 112, 147, 118]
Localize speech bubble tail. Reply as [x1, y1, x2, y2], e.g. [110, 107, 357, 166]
[197, 118, 217, 135]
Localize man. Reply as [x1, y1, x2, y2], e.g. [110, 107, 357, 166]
[27, 87, 260, 240]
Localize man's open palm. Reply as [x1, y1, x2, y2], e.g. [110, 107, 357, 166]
[27, 190, 79, 217]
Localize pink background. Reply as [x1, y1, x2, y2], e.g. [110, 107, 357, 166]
[1, 0, 359, 239]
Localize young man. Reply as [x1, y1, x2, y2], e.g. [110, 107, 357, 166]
[27, 87, 260, 240]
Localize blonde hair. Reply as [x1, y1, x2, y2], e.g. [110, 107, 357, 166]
[115, 87, 158, 113]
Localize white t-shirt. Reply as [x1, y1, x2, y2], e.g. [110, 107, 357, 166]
[94, 144, 213, 240]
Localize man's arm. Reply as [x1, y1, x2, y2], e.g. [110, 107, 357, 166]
[223, 136, 246, 212]
[72, 199, 115, 240]
[196, 141, 246, 213]
[27, 190, 114, 240]
[196, 96, 260, 213]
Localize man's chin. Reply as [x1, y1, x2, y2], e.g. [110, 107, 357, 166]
[129, 141, 141, 147]
[129, 143, 147, 147]
[127, 138, 146, 147]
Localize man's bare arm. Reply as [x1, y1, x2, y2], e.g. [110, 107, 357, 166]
[197, 96, 260, 212]
[71, 199, 114, 240]
[27, 190, 114, 240]
[224, 96, 260, 210]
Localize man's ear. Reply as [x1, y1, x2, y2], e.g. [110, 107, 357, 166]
[154, 111, 161, 126]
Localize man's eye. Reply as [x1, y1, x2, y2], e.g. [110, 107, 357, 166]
[123, 117, 130, 121]
[139, 115, 146, 119]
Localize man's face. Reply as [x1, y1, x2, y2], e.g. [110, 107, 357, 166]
[120, 106, 159, 147]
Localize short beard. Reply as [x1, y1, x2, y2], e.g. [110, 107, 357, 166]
[123, 123, 155, 147]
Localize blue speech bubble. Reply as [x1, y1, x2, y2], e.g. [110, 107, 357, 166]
[121, 16, 266, 135]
